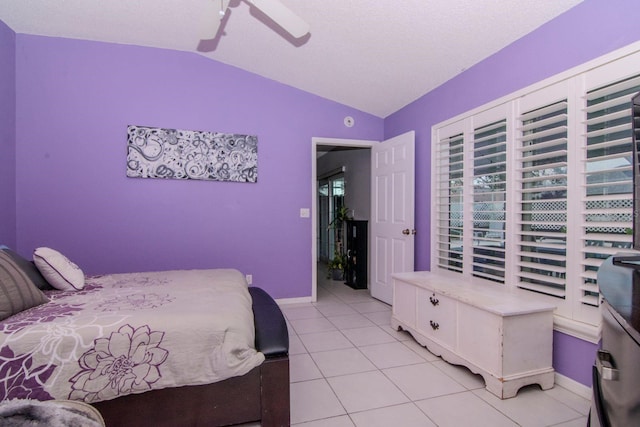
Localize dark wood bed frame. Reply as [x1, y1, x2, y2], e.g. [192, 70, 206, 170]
[92, 287, 290, 427]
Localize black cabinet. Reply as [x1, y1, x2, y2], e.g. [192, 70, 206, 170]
[345, 220, 367, 289]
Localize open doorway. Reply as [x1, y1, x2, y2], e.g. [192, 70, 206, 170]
[311, 138, 374, 301]
[311, 132, 416, 304]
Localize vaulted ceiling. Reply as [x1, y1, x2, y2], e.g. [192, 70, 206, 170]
[0, 0, 584, 117]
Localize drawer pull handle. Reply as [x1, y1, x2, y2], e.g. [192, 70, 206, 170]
[430, 320, 439, 330]
[596, 349, 619, 381]
[429, 296, 439, 306]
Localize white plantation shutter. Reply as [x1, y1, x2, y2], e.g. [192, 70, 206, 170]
[516, 100, 569, 298]
[434, 127, 465, 273]
[472, 119, 507, 283]
[581, 74, 640, 306]
[431, 46, 640, 332]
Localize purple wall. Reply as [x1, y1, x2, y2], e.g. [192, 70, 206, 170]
[0, 21, 16, 248]
[385, 0, 640, 387]
[553, 331, 597, 387]
[14, 35, 383, 299]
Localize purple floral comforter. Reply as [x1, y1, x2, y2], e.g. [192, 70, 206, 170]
[0, 269, 265, 403]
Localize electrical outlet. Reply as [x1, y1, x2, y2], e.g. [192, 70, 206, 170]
[246, 274, 252, 285]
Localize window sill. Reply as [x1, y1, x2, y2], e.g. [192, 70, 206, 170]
[554, 315, 601, 344]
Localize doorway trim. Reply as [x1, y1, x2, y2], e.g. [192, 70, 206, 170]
[311, 137, 376, 302]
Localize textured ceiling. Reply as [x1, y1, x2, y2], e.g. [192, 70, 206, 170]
[0, 0, 584, 118]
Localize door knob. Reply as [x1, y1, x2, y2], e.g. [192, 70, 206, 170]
[402, 229, 410, 235]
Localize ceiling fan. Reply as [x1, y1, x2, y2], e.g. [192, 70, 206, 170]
[202, 0, 310, 40]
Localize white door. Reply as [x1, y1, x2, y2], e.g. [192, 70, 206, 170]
[370, 131, 415, 304]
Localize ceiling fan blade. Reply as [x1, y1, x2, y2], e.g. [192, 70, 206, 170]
[200, 0, 231, 40]
[247, 0, 310, 38]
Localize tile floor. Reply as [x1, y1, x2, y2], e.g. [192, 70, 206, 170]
[279, 270, 590, 427]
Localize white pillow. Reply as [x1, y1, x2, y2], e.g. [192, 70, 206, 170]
[33, 247, 85, 291]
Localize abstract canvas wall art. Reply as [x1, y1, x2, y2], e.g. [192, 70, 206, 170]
[126, 125, 258, 183]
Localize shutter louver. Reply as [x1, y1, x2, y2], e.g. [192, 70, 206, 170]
[516, 100, 568, 298]
[472, 120, 507, 283]
[435, 133, 464, 273]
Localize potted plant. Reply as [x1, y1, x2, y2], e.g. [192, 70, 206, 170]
[327, 250, 348, 280]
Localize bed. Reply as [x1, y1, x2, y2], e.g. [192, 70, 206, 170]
[0, 246, 290, 426]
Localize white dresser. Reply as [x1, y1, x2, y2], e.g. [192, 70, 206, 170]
[391, 271, 555, 399]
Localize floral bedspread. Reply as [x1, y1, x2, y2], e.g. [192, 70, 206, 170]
[0, 269, 265, 403]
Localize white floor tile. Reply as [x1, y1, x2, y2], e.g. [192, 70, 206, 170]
[315, 289, 341, 303]
[311, 348, 377, 377]
[350, 300, 391, 314]
[383, 325, 414, 341]
[544, 385, 591, 416]
[314, 302, 358, 317]
[328, 371, 409, 413]
[289, 334, 308, 355]
[400, 338, 440, 361]
[473, 385, 583, 427]
[327, 313, 375, 330]
[362, 310, 392, 326]
[383, 363, 466, 400]
[358, 341, 425, 369]
[287, 320, 296, 338]
[415, 391, 518, 427]
[431, 359, 485, 390]
[290, 379, 346, 424]
[290, 317, 337, 334]
[294, 415, 355, 427]
[300, 267, 591, 427]
[350, 403, 436, 427]
[551, 416, 589, 427]
[341, 326, 396, 346]
[283, 305, 325, 320]
[290, 353, 323, 382]
[299, 330, 354, 353]
[331, 291, 373, 304]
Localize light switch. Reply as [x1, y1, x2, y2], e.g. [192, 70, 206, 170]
[300, 208, 310, 218]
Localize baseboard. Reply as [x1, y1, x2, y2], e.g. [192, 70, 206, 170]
[555, 372, 592, 400]
[275, 296, 314, 305]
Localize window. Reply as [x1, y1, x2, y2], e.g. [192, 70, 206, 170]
[432, 44, 640, 335]
[516, 98, 569, 299]
[472, 119, 507, 283]
[318, 173, 345, 262]
[434, 131, 464, 273]
[580, 74, 640, 309]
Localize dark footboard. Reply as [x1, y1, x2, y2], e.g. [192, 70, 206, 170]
[249, 287, 289, 357]
[248, 286, 290, 426]
[93, 286, 290, 427]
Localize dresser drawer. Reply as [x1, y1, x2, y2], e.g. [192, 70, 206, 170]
[416, 288, 456, 349]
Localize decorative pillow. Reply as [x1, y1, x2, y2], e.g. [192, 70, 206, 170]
[33, 247, 85, 291]
[0, 251, 49, 321]
[0, 245, 54, 290]
[0, 399, 105, 427]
